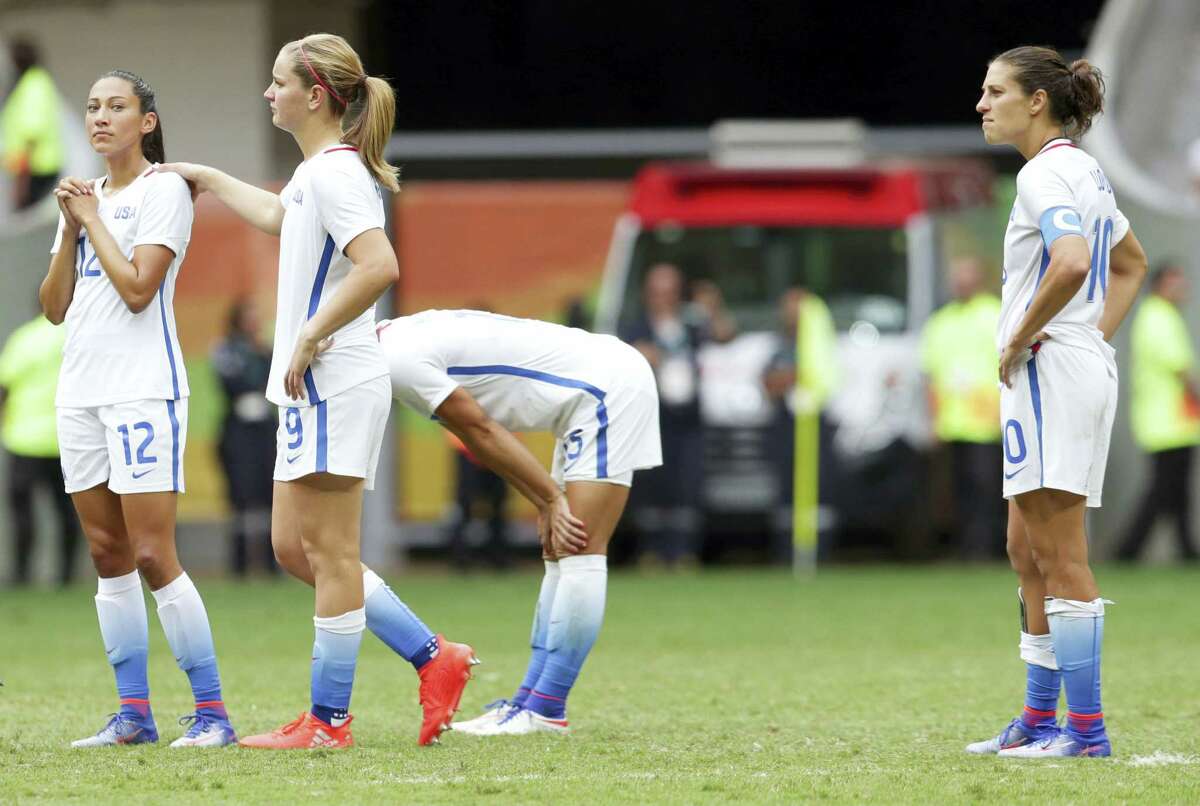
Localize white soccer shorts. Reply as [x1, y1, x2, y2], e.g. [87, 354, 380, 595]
[273, 374, 390, 490]
[58, 398, 188, 495]
[550, 344, 663, 488]
[1000, 341, 1117, 508]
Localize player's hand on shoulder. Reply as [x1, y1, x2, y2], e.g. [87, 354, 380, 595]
[154, 162, 207, 200]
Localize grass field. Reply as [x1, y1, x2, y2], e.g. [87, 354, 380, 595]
[2, 564, 1198, 803]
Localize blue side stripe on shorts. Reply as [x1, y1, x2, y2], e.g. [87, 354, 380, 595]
[446, 364, 609, 479]
[165, 399, 180, 492]
[315, 399, 328, 473]
[1027, 355, 1044, 488]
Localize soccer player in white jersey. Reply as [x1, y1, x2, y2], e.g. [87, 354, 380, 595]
[965, 46, 1148, 758]
[158, 34, 476, 749]
[375, 309, 663, 735]
[40, 70, 237, 748]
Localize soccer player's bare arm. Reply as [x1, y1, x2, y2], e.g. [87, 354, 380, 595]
[1010, 234, 1091, 347]
[41, 237, 78, 325]
[71, 208, 173, 313]
[1000, 235, 1090, 386]
[435, 387, 587, 551]
[156, 162, 285, 235]
[281, 228, 396, 400]
[1097, 229, 1149, 342]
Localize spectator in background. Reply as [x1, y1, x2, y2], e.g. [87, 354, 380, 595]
[762, 287, 838, 563]
[0, 306, 79, 585]
[1, 37, 63, 210]
[920, 257, 1003, 559]
[1117, 262, 1200, 562]
[621, 264, 730, 568]
[562, 296, 590, 330]
[211, 300, 276, 576]
[443, 430, 511, 570]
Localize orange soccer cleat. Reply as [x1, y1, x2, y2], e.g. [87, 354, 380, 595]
[417, 635, 480, 746]
[238, 712, 354, 750]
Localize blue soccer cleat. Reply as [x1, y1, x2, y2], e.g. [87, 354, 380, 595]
[965, 718, 1058, 754]
[998, 730, 1111, 758]
[170, 712, 238, 748]
[71, 712, 159, 747]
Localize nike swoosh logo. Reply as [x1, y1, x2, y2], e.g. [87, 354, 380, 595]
[116, 727, 143, 744]
[1004, 466, 1026, 480]
[286, 454, 302, 464]
[132, 469, 155, 479]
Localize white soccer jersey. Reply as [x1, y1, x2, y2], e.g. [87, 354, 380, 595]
[50, 167, 192, 407]
[381, 310, 628, 432]
[379, 310, 663, 481]
[999, 138, 1130, 355]
[270, 145, 389, 407]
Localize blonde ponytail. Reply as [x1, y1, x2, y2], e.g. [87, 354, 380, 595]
[343, 75, 399, 193]
[286, 33, 400, 193]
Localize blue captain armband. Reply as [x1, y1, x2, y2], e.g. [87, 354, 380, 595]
[1038, 206, 1084, 247]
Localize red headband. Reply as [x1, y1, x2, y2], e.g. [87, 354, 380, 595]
[298, 43, 347, 107]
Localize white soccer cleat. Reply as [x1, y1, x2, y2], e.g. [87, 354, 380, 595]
[475, 706, 569, 736]
[450, 699, 519, 735]
[169, 712, 238, 748]
[965, 718, 1053, 755]
[998, 731, 1111, 758]
[71, 712, 159, 747]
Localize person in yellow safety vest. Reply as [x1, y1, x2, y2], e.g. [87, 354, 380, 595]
[762, 287, 838, 564]
[0, 310, 79, 585]
[1, 38, 63, 210]
[1117, 262, 1200, 562]
[920, 256, 1003, 560]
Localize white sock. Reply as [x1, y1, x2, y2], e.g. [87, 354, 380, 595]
[152, 572, 223, 705]
[95, 570, 151, 709]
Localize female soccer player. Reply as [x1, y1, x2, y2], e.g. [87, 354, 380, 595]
[966, 46, 1147, 758]
[158, 34, 475, 749]
[375, 309, 662, 735]
[41, 71, 236, 748]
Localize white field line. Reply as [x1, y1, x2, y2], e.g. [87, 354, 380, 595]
[1125, 751, 1199, 767]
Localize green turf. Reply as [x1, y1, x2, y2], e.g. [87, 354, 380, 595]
[2, 565, 1198, 803]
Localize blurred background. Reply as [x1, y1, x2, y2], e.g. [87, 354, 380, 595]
[4, 0, 1200, 584]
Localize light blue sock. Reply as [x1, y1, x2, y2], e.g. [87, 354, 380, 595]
[311, 608, 364, 727]
[153, 572, 227, 719]
[363, 568, 437, 670]
[96, 571, 152, 721]
[1046, 597, 1107, 743]
[513, 561, 561, 708]
[527, 555, 606, 720]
